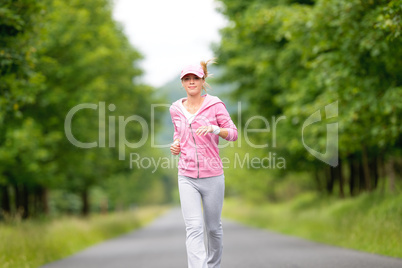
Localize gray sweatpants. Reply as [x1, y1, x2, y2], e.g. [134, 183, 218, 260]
[178, 174, 225, 268]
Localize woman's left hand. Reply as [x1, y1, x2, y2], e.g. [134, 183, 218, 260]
[195, 125, 213, 136]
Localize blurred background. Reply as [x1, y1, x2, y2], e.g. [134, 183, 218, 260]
[0, 0, 401, 266]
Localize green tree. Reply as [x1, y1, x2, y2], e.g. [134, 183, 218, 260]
[215, 0, 401, 201]
[0, 0, 46, 218]
[0, 0, 167, 218]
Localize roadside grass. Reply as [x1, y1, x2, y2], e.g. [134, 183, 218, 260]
[223, 191, 402, 258]
[0, 205, 168, 268]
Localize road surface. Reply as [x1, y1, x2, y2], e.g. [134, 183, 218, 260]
[42, 207, 402, 268]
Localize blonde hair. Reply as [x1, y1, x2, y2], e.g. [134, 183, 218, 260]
[200, 58, 216, 92]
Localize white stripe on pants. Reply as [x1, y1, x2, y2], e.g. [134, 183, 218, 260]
[178, 174, 225, 268]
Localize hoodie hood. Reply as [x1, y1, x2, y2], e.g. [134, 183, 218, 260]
[171, 94, 225, 116]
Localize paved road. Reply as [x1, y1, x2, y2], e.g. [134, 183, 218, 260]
[42, 207, 402, 268]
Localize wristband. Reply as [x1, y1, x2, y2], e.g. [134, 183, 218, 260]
[211, 125, 221, 135]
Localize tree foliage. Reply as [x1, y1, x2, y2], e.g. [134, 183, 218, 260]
[215, 0, 402, 200]
[0, 0, 167, 218]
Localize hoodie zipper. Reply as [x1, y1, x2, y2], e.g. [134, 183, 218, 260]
[189, 122, 200, 178]
[174, 95, 221, 179]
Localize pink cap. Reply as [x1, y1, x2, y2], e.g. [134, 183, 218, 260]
[180, 64, 204, 79]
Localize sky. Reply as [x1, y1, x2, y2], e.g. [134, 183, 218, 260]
[112, 0, 227, 88]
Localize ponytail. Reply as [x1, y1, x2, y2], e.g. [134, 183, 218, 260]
[200, 58, 216, 92]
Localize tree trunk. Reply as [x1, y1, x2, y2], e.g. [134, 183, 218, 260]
[314, 168, 322, 193]
[338, 158, 345, 198]
[386, 159, 396, 193]
[378, 156, 386, 194]
[358, 158, 365, 193]
[348, 155, 356, 197]
[22, 184, 29, 219]
[327, 166, 335, 194]
[41, 187, 49, 215]
[348, 155, 356, 196]
[372, 155, 379, 189]
[361, 146, 372, 191]
[81, 189, 89, 216]
[1, 185, 11, 215]
[14, 183, 22, 216]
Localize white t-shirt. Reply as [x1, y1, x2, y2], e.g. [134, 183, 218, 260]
[180, 100, 200, 124]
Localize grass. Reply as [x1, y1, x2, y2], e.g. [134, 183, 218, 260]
[0, 206, 168, 268]
[222, 191, 402, 259]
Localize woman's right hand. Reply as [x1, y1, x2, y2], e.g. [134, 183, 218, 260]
[170, 139, 181, 155]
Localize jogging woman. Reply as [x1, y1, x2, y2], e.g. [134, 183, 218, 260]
[169, 60, 238, 268]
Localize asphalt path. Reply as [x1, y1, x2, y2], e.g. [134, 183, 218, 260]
[41, 207, 402, 268]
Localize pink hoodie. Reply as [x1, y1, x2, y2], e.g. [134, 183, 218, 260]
[170, 94, 238, 178]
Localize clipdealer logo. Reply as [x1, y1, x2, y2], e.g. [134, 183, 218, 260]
[64, 102, 148, 160]
[63, 100, 339, 168]
[302, 101, 339, 167]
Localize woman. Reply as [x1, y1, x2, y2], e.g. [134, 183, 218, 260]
[169, 59, 238, 268]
